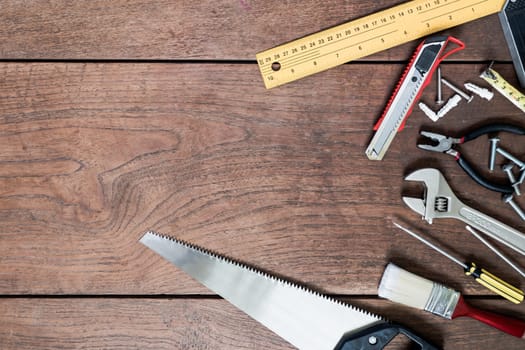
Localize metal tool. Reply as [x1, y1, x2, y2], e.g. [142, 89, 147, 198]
[502, 163, 521, 195]
[139, 232, 438, 350]
[441, 78, 473, 103]
[497, 148, 525, 186]
[436, 67, 444, 105]
[503, 194, 525, 221]
[256, 0, 506, 89]
[466, 225, 525, 279]
[393, 222, 524, 303]
[499, 0, 525, 88]
[402, 168, 525, 256]
[497, 147, 525, 172]
[417, 123, 525, 194]
[365, 36, 465, 161]
[480, 66, 525, 114]
[489, 137, 501, 172]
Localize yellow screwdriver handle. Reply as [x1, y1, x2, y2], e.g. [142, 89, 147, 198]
[465, 262, 524, 304]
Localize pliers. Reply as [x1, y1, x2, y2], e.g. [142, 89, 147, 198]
[418, 123, 525, 194]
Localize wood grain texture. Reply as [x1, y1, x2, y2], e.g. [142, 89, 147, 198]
[1, 62, 524, 297]
[0, 298, 524, 350]
[1, 0, 525, 349]
[0, 0, 511, 60]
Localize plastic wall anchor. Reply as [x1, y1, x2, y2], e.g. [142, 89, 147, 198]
[437, 94, 462, 119]
[418, 102, 439, 122]
[464, 82, 494, 101]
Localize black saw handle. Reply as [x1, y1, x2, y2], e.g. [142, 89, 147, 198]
[334, 323, 440, 350]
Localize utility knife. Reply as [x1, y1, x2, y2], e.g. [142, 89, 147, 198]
[140, 231, 439, 350]
[365, 36, 465, 161]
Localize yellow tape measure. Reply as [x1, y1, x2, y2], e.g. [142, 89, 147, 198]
[480, 67, 525, 114]
[256, 0, 505, 89]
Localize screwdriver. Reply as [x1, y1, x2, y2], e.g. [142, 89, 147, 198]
[393, 221, 524, 304]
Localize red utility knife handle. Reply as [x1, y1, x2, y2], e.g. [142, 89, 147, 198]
[373, 36, 465, 131]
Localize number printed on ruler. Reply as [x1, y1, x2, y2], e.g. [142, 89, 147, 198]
[256, 0, 505, 89]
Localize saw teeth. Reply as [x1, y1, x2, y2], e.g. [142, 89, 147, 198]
[141, 231, 384, 322]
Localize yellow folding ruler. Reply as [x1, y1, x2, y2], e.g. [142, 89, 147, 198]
[256, 0, 506, 89]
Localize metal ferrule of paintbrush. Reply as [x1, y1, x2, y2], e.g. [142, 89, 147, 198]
[424, 283, 460, 319]
[379, 263, 525, 339]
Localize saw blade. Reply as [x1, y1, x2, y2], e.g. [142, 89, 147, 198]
[140, 231, 384, 350]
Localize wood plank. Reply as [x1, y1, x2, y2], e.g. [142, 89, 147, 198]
[0, 298, 523, 349]
[1, 62, 525, 297]
[0, 1, 511, 61]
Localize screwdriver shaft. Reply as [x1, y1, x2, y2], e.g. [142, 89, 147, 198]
[393, 222, 467, 269]
[466, 225, 525, 278]
[393, 221, 524, 303]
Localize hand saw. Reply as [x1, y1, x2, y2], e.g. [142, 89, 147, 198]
[140, 231, 439, 350]
[256, 0, 505, 89]
[365, 35, 465, 161]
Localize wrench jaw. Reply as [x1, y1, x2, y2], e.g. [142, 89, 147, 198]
[403, 168, 462, 223]
[402, 196, 429, 222]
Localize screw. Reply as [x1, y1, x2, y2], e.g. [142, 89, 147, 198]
[496, 147, 525, 171]
[502, 163, 521, 196]
[368, 336, 378, 345]
[436, 67, 444, 105]
[519, 170, 525, 185]
[441, 78, 474, 103]
[503, 194, 525, 221]
[488, 137, 500, 172]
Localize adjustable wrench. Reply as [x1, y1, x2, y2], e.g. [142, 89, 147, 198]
[402, 168, 525, 256]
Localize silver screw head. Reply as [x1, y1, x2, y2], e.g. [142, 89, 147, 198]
[368, 336, 378, 345]
[502, 163, 515, 179]
[502, 194, 525, 221]
[519, 170, 525, 185]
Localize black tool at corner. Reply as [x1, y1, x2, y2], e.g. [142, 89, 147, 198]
[417, 123, 525, 194]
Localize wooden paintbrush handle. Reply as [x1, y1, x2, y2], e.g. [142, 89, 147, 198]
[454, 296, 525, 339]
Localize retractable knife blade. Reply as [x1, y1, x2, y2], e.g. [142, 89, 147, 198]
[140, 231, 439, 350]
[365, 36, 465, 161]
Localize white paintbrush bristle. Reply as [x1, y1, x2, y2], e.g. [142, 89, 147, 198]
[378, 263, 435, 310]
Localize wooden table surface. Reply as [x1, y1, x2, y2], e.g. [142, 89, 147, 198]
[1, 1, 525, 349]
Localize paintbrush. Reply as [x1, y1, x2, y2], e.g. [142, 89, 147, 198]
[393, 221, 524, 304]
[378, 263, 525, 339]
